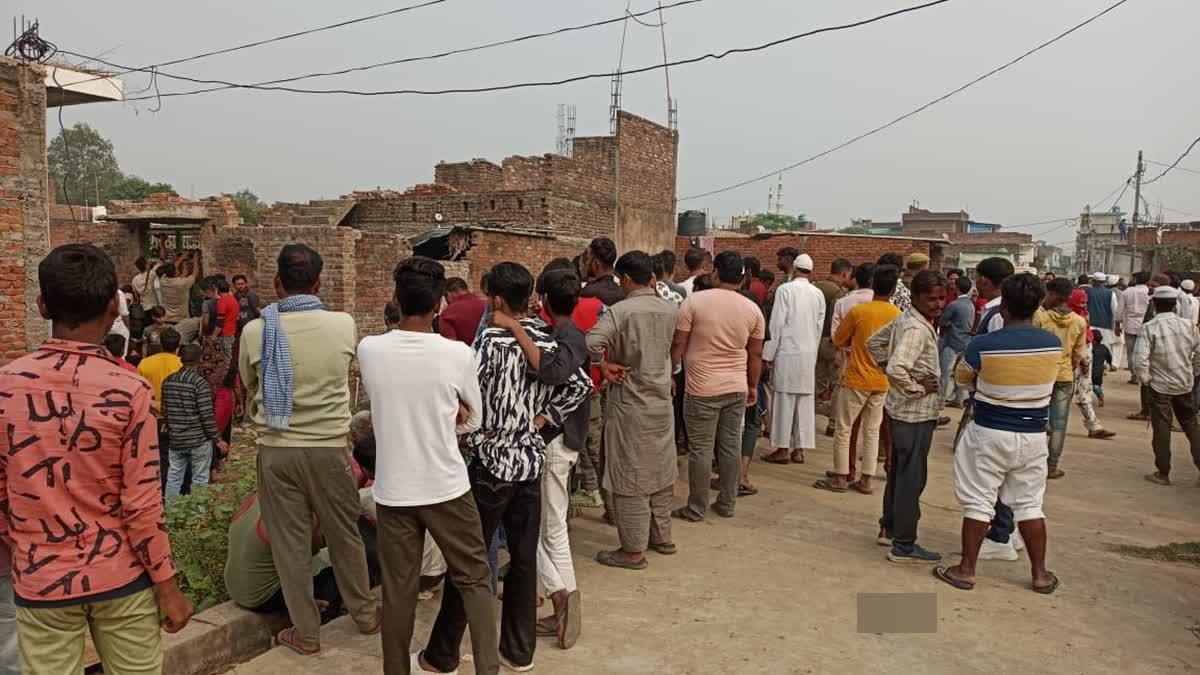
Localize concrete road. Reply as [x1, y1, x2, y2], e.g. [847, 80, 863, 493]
[232, 380, 1200, 674]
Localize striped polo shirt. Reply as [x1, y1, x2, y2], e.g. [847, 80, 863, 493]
[955, 324, 1061, 433]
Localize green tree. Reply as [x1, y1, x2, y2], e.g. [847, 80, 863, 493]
[47, 122, 122, 205]
[748, 213, 808, 232]
[225, 189, 266, 225]
[106, 175, 177, 201]
[838, 225, 867, 234]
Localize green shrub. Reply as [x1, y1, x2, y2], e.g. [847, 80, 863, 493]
[164, 452, 257, 611]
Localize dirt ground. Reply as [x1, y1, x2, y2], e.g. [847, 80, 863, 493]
[233, 379, 1200, 674]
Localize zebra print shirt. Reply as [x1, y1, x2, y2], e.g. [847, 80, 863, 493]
[467, 317, 592, 482]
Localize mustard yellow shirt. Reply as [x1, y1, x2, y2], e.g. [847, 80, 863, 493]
[833, 299, 901, 392]
[137, 351, 182, 409]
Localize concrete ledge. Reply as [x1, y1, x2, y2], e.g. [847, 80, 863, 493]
[161, 601, 289, 675]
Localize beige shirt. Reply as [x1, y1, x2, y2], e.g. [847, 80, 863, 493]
[159, 276, 195, 323]
[239, 309, 357, 447]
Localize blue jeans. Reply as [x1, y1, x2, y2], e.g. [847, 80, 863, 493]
[1047, 381, 1072, 468]
[166, 441, 212, 501]
[939, 345, 965, 403]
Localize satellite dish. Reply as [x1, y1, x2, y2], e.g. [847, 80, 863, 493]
[434, 213, 444, 222]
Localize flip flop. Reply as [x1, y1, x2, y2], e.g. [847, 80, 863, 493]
[761, 452, 791, 465]
[790, 452, 805, 464]
[562, 590, 581, 649]
[812, 479, 847, 493]
[848, 481, 874, 495]
[276, 627, 321, 655]
[932, 565, 975, 590]
[738, 484, 758, 496]
[595, 549, 648, 570]
[670, 507, 703, 523]
[1033, 572, 1060, 595]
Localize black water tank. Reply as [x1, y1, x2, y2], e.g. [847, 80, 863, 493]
[677, 210, 706, 236]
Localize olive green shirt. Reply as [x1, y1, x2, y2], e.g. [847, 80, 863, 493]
[224, 497, 329, 608]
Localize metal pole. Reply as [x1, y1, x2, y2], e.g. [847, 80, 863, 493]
[1129, 150, 1143, 278]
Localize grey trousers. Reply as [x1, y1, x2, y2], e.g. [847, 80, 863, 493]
[576, 391, 604, 493]
[612, 485, 674, 553]
[257, 446, 376, 645]
[683, 391, 747, 518]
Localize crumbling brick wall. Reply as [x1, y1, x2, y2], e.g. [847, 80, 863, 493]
[674, 234, 942, 285]
[457, 229, 586, 293]
[0, 58, 48, 356]
[346, 189, 553, 239]
[616, 112, 678, 255]
[49, 203, 144, 283]
[435, 159, 504, 193]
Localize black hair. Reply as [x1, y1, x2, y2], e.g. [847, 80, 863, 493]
[588, 238, 618, 269]
[947, 268, 964, 278]
[853, 263, 876, 290]
[1046, 277, 1074, 299]
[1153, 298, 1177, 314]
[776, 246, 800, 260]
[693, 274, 714, 292]
[955, 276, 973, 295]
[976, 257, 1015, 288]
[1133, 271, 1150, 286]
[1091, 328, 1103, 343]
[232, 274, 248, 284]
[540, 268, 581, 317]
[713, 251, 744, 284]
[1168, 271, 1182, 289]
[135, 256, 148, 273]
[659, 250, 678, 276]
[1077, 274, 1090, 286]
[160, 262, 177, 278]
[1001, 273, 1044, 320]
[147, 306, 165, 320]
[39, 244, 118, 329]
[214, 277, 230, 294]
[277, 243, 324, 294]
[120, 284, 134, 295]
[102, 333, 127, 358]
[199, 276, 216, 292]
[353, 430, 377, 477]
[384, 302, 400, 325]
[830, 258, 853, 274]
[758, 269, 776, 286]
[160, 327, 182, 353]
[877, 252, 904, 269]
[222, 360, 239, 388]
[179, 343, 202, 363]
[744, 256, 762, 278]
[125, 352, 142, 368]
[541, 258, 575, 277]
[486, 262, 534, 313]
[911, 270, 945, 297]
[615, 251, 654, 286]
[872, 264, 899, 296]
[683, 248, 706, 273]
[393, 256, 447, 317]
[445, 277, 469, 294]
[651, 253, 668, 281]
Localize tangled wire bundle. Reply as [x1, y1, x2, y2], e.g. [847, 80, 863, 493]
[6, 21, 58, 63]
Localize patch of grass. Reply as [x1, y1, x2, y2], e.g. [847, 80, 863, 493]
[1111, 542, 1200, 566]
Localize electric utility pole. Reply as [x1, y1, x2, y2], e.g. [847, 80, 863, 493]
[1129, 150, 1143, 278]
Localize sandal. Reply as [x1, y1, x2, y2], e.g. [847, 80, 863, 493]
[825, 470, 856, 481]
[761, 451, 791, 465]
[562, 590, 581, 649]
[812, 478, 847, 493]
[276, 627, 321, 655]
[932, 565, 975, 591]
[595, 549, 648, 570]
[790, 450, 805, 464]
[1033, 571, 1060, 595]
[650, 542, 677, 555]
[738, 484, 758, 497]
[848, 480, 874, 495]
[670, 507, 703, 523]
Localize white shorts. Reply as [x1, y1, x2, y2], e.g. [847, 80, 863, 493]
[953, 421, 1048, 524]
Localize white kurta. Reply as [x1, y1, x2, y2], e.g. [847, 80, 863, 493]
[764, 278, 825, 450]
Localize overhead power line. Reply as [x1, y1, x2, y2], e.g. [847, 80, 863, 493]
[77, 0, 955, 101]
[1143, 135, 1200, 185]
[64, 0, 703, 98]
[1145, 158, 1200, 176]
[678, 0, 1134, 202]
[62, 0, 451, 87]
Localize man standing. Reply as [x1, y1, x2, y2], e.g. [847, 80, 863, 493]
[1133, 286, 1200, 486]
[159, 252, 198, 324]
[580, 237, 625, 307]
[1122, 272, 1151, 388]
[139, 326, 183, 487]
[813, 258, 852, 420]
[162, 343, 230, 500]
[356, 257, 499, 675]
[903, 252, 930, 288]
[1087, 271, 1120, 374]
[1034, 278, 1088, 480]
[215, 277, 240, 357]
[233, 274, 261, 329]
[671, 251, 766, 521]
[422, 262, 589, 673]
[867, 271, 946, 562]
[1, 244, 193, 673]
[239, 244, 378, 655]
[817, 265, 901, 495]
[938, 276, 975, 408]
[587, 251, 679, 569]
[438, 277, 487, 345]
[132, 256, 161, 309]
[762, 253, 825, 466]
[678, 248, 706, 295]
[658, 250, 689, 302]
[934, 273, 1061, 594]
[776, 247, 800, 278]
[878, 253, 911, 312]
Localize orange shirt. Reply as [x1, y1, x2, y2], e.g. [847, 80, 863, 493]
[0, 340, 176, 602]
[833, 299, 901, 392]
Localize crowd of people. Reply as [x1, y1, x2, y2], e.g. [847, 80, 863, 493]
[1, 234, 1199, 675]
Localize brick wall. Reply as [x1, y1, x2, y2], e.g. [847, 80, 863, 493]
[49, 203, 143, 283]
[616, 112, 677, 255]
[457, 229, 586, 292]
[674, 233, 941, 284]
[0, 58, 48, 356]
[436, 159, 504, 193]
[345, 189, 553, 238]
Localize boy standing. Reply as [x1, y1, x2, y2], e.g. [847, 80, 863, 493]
[419, 262, 590, 673]
[0, 244, 192, 673]
[1033, 278, 1088, 479]
[161, 344, 230, 500]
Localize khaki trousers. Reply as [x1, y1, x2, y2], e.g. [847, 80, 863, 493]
[832, 387, 886, 476]
[256, 445, 375, 645]
[17, 587, 161, 675]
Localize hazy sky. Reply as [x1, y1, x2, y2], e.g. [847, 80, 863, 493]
[32, 0, 1200, 248]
